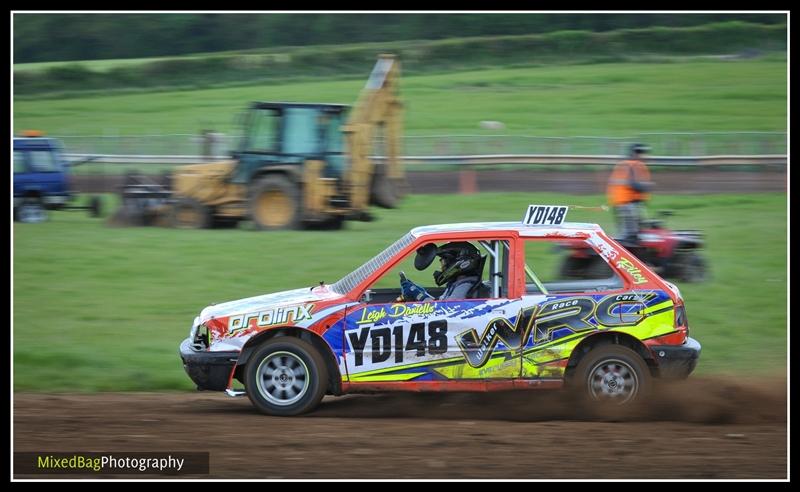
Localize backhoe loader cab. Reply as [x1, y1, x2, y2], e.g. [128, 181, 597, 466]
[232, 102, 349, 185]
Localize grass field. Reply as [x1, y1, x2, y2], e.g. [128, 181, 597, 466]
[13, 59, 787, 137]
[13, 192, 787, 391]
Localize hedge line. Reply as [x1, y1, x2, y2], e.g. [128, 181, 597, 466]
[14, 22, 787, 97]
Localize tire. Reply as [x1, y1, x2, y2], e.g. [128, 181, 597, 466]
[170, 197, 212, 229]
[571, 344, 651, 407]
[88, 195, 103, 218]
[250, 175, 302, 231]
[675, 251, 709, 283]
[244, 337, 329, 416]
[15, 198, 47, 223]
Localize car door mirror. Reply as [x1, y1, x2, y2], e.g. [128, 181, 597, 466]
[361, 290, 372, 303]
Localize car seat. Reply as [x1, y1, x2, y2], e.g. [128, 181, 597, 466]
[467, 255, 490, 298]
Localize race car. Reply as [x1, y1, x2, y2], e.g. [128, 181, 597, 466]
[180, 205, 701, 415]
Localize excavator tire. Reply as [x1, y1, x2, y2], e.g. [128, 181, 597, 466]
[250, 175, 302, 231]
[170, 197, 213, 229]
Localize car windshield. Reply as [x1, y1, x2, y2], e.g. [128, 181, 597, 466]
[330, 232, 416, 295]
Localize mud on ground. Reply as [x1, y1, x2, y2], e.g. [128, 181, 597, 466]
[14, 376, 787, 479]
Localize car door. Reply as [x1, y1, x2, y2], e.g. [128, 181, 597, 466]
[342, 238, 525, 383]
[343, 297, 530, 383]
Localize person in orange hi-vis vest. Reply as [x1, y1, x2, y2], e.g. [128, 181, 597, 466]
[607, 143, 654, 246]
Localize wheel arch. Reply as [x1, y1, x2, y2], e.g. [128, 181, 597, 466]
[564, 331, 656, 382]
[21, 189, 43, 199]
[251, 165, 302, 184]
[235, 326, 342, 396]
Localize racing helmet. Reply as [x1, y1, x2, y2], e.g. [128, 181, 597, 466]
[432, 241, 482, 286]
[628, 143, 652, 157]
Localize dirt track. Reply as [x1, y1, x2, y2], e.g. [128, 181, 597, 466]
[14, 376, 786, 479]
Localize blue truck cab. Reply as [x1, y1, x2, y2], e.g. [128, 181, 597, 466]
[14, 132, 72, 222]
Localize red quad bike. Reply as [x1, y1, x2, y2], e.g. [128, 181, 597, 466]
[560, 211, 709, 283]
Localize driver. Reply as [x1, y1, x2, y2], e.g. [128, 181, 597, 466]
[400, 242, 483, 301]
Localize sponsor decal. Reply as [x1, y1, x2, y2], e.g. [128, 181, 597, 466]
[594, 292, 656, 326]
[458, 293, 655, 368]
[616, 257, 648, 284]
[228, 304, 314, 332]
[587, 234, 619, 261]
[356, 302, 436, 324]
[343, 292, 668, 378]
[457, 306, 537, 368]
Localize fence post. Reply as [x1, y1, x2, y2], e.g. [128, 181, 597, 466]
[459, 166, 478, 194]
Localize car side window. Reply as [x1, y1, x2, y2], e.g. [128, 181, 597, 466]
[370, 241, 440, 291]
[524, 239, 623, 295]
[14, 151, 27, 173]
[365, 239, 510, 301]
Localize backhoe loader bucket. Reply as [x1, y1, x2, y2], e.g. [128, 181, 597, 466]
[107, 172, 174, 227]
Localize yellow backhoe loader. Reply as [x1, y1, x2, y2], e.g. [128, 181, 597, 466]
[110, 54, 405, 230]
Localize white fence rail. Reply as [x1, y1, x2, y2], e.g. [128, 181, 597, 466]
[55, 131, 788, 158]
[65, 153, 787, 167]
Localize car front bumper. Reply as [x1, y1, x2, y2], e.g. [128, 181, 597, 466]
[179, 338, 240, 391]
[651, 336, 701, 379]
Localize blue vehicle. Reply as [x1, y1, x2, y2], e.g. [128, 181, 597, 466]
[13, 132, 101, 222]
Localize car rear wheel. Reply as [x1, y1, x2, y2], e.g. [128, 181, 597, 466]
[572, 344, 651, 406]
[244, 337, 328, 416]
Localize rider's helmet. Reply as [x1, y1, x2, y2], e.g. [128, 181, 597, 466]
[432, 241, 482, 286]
[628, 143, 652, 158]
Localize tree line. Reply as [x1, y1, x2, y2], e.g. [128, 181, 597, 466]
[13, 13, 786, 64]
[14, 22, 787, 97]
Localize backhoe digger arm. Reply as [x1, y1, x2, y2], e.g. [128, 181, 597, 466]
[342, 54, 404, 211]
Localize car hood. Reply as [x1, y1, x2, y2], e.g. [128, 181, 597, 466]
[199, 285, 343, 324]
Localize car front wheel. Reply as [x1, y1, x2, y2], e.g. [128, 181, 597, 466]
[244, 337, 328, 416]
